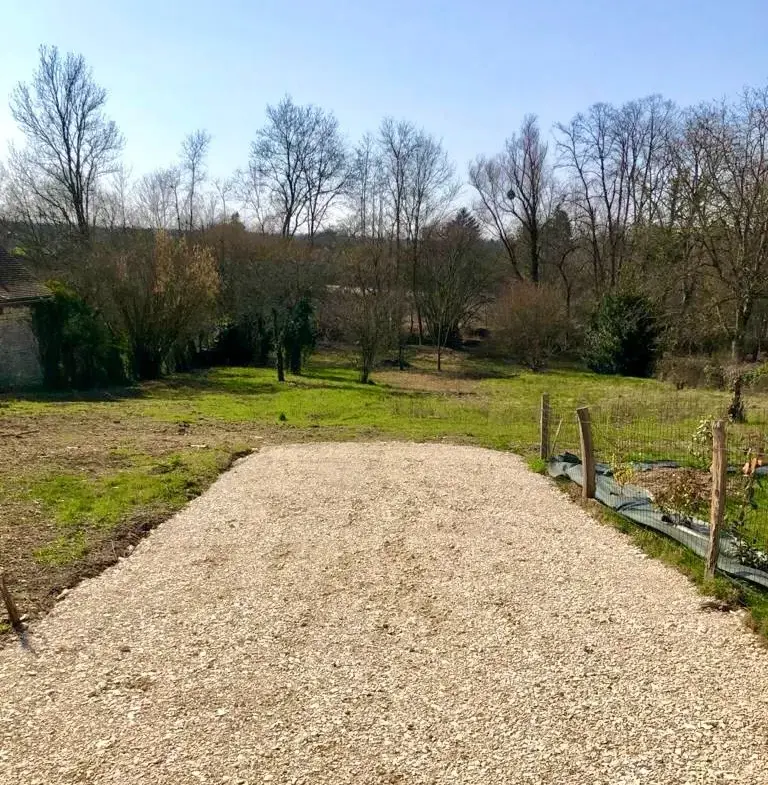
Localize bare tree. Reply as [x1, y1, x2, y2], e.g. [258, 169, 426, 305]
[10, 45, 123, 238]
[379, 118, 417, 272]
[555, 96, 678, 291]
[419, 211, 493, 370]
[470, 115, 554, 283]
[180, 129, 211, 230]
[468, 154, 522, 279]
[505, 115, 550, 283]
[404, 130, 459, 337]
[333, 243, 398, 382]
[134, 167, 182, 230]
[377, 119, 458, 341]
[250, 96, 346, 240]
[251, 97, 308, 237]
[233, 166, 277, 233]
[346, 133, 388, 240]
[302, 111, 348, 242]
[679, 88, 768, 359]
[95, 164, 133, 230]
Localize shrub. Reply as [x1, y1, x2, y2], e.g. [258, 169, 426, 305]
[584, 293, 661, 377]
[31, 282, 127, 390]
[656, 355, 726, 390]
[209, 316, 273, 368]
[488, 282, 570, 371]
[283, 297, 316, 375]
[99, 231, 220, 380]
[653, 469, 710, 527]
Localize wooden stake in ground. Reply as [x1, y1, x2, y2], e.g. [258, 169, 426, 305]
[706, 420, 727, 577]
[0, 572, 23, 630]
[576, 406, 596, 501]
[540, 393, 550, 461]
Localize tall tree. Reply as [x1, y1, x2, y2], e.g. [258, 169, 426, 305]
[680, 88, 768, 359]
[504, 115, 550, 283]
[469, 115, 554, 282]
[419, 212, 493, 370]
[379, 118, 417, 272]
[250, 96, 346, 241]
[556, 96, 678, 291]
[180, 129, 211, 231]
[404, 129, 459, 336]
[9, 45, 123, 238]
[302, 110, 348, 242]
[346, 133, 388, 240]
[134, 167, 181, 230]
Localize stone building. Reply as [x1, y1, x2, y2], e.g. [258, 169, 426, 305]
[0, 247, 49, 389]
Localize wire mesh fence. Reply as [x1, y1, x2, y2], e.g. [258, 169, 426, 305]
[545, 394, 768, 590]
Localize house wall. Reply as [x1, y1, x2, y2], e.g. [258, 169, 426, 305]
[0, 306, 42, 389]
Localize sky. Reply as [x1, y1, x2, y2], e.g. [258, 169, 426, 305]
[2, 0, 768, 184]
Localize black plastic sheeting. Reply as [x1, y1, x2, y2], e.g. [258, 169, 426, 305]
[549, 452, 768, 590]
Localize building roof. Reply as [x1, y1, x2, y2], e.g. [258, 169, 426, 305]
[0, 247, 49, 306]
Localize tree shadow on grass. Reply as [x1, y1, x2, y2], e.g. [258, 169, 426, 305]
[0, 364, 456, 407]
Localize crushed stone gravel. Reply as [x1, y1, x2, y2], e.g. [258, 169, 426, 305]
[1, 442, 768, 784]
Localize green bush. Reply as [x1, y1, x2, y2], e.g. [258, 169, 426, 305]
[584, 293, 661, 378]
[283, 297, 316, 375]
[208, 316, 273, 368]
[31, 282, 127, 390]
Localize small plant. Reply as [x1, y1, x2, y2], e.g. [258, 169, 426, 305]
[727, 461, 768, 570]
[689, 416, 715, 465]
[611, 455, 636, 487]
[654, 469, 710, 527]
[527, 456, 548, 474]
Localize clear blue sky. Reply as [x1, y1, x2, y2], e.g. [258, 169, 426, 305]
[2, 0, 767, 181]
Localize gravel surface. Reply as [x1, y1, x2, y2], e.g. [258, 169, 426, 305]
[2, 442, 768, 784]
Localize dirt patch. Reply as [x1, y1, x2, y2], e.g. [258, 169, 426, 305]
[0, 410, 261, 641]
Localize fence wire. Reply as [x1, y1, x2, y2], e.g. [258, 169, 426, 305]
[547, 397, 768, 589]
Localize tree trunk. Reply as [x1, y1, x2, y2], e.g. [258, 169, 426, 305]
[134, 346, 163, 381]
[273, 308, 285, 382]
[530, 225, 539, 283]
[731, 297, 753, 362]
[276, 345, 285, 382]
[289, 345, 302, 375]
[360, 354, 370, 384]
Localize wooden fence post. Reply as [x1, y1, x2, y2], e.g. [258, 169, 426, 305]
[0, 572, 22, 630]
[540, 393, 550, 461]
[577, 407, 596, 501]
[706, 420, 727, 577]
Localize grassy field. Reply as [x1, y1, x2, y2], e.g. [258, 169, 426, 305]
[2, 345, 768, 635]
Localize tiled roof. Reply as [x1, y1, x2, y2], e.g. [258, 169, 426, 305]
[0, 247, 49, 305]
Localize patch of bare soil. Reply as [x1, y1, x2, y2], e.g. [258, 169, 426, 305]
[0, 412, 259, 639]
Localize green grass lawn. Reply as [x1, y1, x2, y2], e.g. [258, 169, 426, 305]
[2, 345, 768, 635]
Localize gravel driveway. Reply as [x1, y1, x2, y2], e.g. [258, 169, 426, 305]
[2, 442, 768, 784]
